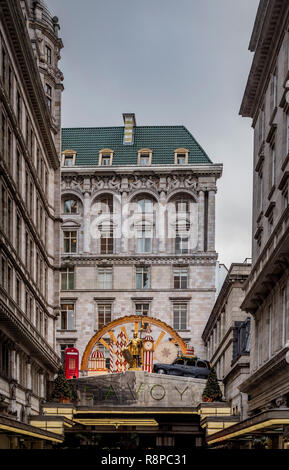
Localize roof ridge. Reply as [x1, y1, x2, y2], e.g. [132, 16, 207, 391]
[62, 125, 186, 130]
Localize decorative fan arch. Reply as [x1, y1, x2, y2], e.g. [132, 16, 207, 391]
[81, 315, 188, 370]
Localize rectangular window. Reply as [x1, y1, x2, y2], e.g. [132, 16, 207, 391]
[8, 66, 12, 100]
[7, 264, 12, 297]
[135, 303, 150, 316]
[1, 257, 6, 289]
[16, 149, 21, 190]
[16, 213, 21, 255]
[60, 303, 76, 330]
[0, 341, 9, 377]
[7, 197, 12, 239]
[45, 45, 52, 64]
[1, 47, 6, 83]
[101, 155, 111, 166]
[63, 231, 77, 253]
[173, 303, 187, 330]
[1, 185, 6, 232]
[63, 155, 74, 167]
[97, 266, 112, 289]
[173, 267, 188, 289]
[1, 112, 6, 154]
[97, 304, 111, 329]
[61, 267, 75, 290]
[44, 317, 48, 339]
[137, 228, 152, 253]
[136, 266, 150, 289]
[16, 91, 21, 123]
[270, 143, 275, 189]
[100, 226, 113, 254]
[175, 235, 189, 254]
[30, 239, 34, 276]
[7, 127, 12, 170]
[46, 83, 52, 110]
[177, 154, 186, 165]
[16, 277, 21, 307]
[60, 343, 74, 366]
[139, 154, 150, 166]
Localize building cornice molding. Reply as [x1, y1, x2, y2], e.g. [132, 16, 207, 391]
[61, 253, 218, 266]
[0, 0, 60, 169]
[61, 164, 223, 178]
[240, 0, 289, 118]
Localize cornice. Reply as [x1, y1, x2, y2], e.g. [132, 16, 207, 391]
[61, 164, 223, 178]
[61, 253, 218, 266]
[240, 0, 289, 118]
[0, 0, 60, 169]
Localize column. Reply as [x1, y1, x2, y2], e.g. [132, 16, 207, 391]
[198, 190, 205, 251]
[27, 361, 32, 390]
[121, 192, 129, 253]
[83, 191, 91, 253]
[10, 349, 17, 380]
[207, 190, 216, 251]
[158, 191, 167, 253]
[40, 373, 44, 398]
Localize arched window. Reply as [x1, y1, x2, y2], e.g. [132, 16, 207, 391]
[63, 198, 78, 214]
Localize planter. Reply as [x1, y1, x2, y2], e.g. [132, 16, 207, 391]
[60, 397, 71, 404]
[202, 397, 213, 403]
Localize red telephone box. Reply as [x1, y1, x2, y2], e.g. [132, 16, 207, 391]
[64, 347, 79, 379]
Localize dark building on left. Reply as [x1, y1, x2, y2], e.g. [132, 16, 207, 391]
[0, 0, 63, 448]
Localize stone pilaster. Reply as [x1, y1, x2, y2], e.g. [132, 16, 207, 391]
[198, 190, 205, 251]
[83, 191, 91, 253]
[207, 190, 216, 251]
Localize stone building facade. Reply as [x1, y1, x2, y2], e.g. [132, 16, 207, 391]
[202, 263, 251, 419]
[0, 0, 63, 448]
[59, 116, 223, 368]
[206, 0, 289, 449]
[239, 0, 289, 416]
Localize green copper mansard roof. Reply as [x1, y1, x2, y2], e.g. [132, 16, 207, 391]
[61, 125, 212, 166]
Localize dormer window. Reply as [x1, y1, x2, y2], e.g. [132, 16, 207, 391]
[61, 150, 76, 167]
[138, 148, 152, 166]
[99, 149, 114, 166]
[174, 148, 189, 165]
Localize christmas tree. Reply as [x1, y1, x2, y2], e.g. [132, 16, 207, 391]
[50, 366, 72, 402]
[202, 366, 223, 402]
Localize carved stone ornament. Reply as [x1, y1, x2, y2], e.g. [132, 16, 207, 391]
[62, 173, 199, 198]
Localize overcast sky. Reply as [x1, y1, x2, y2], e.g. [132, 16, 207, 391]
[47, 0, 259, 269]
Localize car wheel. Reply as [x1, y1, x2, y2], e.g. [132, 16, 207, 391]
[157, 369, 166, 374]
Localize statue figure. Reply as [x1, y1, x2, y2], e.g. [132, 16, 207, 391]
[124, 332, 143, 369]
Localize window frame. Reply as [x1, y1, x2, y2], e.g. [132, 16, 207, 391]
[173, 302, 188, 331]
[136, 266, 150, 289]
[174, 148, 189, 165]
[138, 148, 152, 166]
[98, 148, 114, 166]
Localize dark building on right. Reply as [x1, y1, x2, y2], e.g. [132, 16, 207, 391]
[206, 0, 289, 449]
